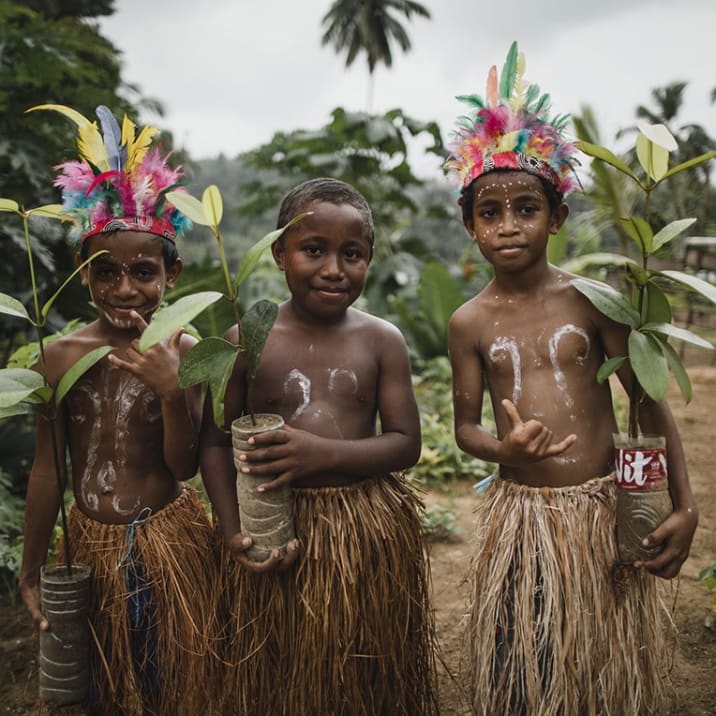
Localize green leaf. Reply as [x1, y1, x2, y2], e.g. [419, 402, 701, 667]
[0, 293, 32, 322]
[0, 404, 34, 419]
[166, 191, 211, 226]
[240, 299, 278, 378]
[139, 291, 223, 352]
[561, 252, 638, 274]
[651, 218, 696, 253]
[597, 356, 626, 383]
[546, 223, 568, 266]
[636, 133, 669, 182]
[620, 216, 653, 255]
[178, 337, 238, 427]
[628, 331, 669, 402]
[571, 278, 640, 327]
[644, 281, 671, 324]
[0, 198, 20, 213]
[234, 212, 308, 291]
[0, 368, 45, 408]
[661, 150, 716, 181]
[27, 204, 63, 219]
[626, 262, 648, 287]
[42, 249, 109, 320]
[576, 141, 641, 185]
[660, 339, 692, 404]
[641, 322, 714, 350]
[657, 270, 716, 304]
[55, 346, 114, 406]
[418, 262, 464, 351]
[201, 185, 223, 228]
[637, 123, 677, 151]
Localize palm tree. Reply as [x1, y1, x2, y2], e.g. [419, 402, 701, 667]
[321, 0, 430, 109]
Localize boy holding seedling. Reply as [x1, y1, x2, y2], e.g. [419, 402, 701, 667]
[19, 105, 220, 715]
[445, 45, 697, 714]
[200, 177, 438, 715]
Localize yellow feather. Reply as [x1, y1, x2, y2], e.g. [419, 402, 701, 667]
[126, 124, 159, 172]
[509, 52, 527, 112]
[26, 103, 108, 171]
[121, 114, 136, 148]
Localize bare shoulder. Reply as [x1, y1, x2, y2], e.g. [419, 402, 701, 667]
[346, 307, 407, 348]
[41, 321, 107, 385]
[449, 283, 496, 334]
[549, 266, 613, 325]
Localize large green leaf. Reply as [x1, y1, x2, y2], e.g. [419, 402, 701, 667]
[661, 150, 716, 181]
[641, 322, 714, 350]
[576, 141, 641, 184]
[636, 133, 669, 182]
[27, 204, 63, 219]
[178, 337, 238, 427]
[628, 331, 669, 402]
[55, 346, 114, 406]
[0, 198, 20, 213]
[166, 191, 211, 226]
[658, 270, 716, 303]
[571, 278, 640, 327]
[233, 213, 308, 291]
[418, 262, 464, 350]
[651, 218, 696, 253]
[0, 368, 45, 408]
[620, 216, 653, 255]
[240, 300, 279, 377]
[644, 281, 671, 324]
[596, 356, 626, 384]
[0, 293, 31, 322]
[660, 339, 692, 404]
[139, 291, 223, 351]
[201, 185, 223, 228]
[561, 252, 638, 274]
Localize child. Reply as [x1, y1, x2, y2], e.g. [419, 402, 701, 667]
[200, 177, 438, 715]
[19, 105, 220, 715]
[445, 45, 697, 715]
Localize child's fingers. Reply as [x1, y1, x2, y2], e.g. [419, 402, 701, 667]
[129, 310, 148, 333]
[169, 328, 184, 349]
[501, 399, 523, 428]
[543, 433, 577, 457]
[106, 352, 135, 372]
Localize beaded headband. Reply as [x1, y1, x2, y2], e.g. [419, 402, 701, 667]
[28, 104, 192, 243]
[444, 42, 579, 196]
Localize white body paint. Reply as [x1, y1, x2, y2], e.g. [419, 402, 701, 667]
[489, 336, 522, 406]
[548, 323, 590, 421]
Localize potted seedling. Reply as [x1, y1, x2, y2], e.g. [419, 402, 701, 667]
[0, 201, 111, 706]
[571, 124, 716, 562]
[144, 186, 305, 561]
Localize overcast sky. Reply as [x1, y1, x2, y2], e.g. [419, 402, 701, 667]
[99, 0, 716, 178]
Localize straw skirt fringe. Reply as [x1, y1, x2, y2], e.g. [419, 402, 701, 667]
[463, 474, 673, 716]
[220, 474, 439, 716]
[55, 486, 221, 716]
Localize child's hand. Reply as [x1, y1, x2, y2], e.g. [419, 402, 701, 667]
[19, 580, 49, 632]
[107, 311, 183, 398]
[499, 399, 577, 466]
[236, 426, 327, 490]
[635, 504, 698, 579]
[226, 533, 301, 574]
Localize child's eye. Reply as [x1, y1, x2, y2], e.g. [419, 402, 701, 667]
[344, 248, 365, 261]
[479, 208, 498, 219]
[303, 246, 322, 256]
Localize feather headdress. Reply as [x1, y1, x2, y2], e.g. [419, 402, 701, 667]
[444, 42, 579, 196]
[27, 104, 191, 243]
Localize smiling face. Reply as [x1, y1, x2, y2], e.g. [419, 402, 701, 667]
[272, 201, 373, 323]
[79, 230, 181, 329]
[464, 171, 568, 274]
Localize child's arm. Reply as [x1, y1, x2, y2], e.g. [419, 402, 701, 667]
[600, 313, 698, 579]
[108, 311, 201, 480]
[18, 409, 66, 632]
[449, 307, 576, 465]
[238, 324, 421, 489]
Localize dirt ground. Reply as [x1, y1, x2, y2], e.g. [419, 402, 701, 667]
[1, 367, 715, 715]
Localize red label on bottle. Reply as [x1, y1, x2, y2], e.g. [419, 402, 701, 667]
[615, 447, 667, 489]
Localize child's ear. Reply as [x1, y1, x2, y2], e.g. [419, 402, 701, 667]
[549, 203, 569, 234]
[462, 217, 476, 241]
[271, 239, 286, 270]
[165, 258, 183, 289]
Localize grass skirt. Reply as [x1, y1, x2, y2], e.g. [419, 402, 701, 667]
[220, 474, 438, 716]
[54, 486, 222, 716]
[463, 474, 674, 716]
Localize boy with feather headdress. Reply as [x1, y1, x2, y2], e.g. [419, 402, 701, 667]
[18, 105, 221, 716]
[446, 43, 696, 714]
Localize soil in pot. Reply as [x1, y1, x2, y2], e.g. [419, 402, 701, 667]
[232, 414, 296, 562]
[39, 563, 91, 706]
[614, 434, 673, 563]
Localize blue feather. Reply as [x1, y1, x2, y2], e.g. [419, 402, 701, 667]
[95, 106, 124, 172]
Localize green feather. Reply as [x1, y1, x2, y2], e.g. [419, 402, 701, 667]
[456, 94, 485, 109]
[499, 42, 519, 100]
